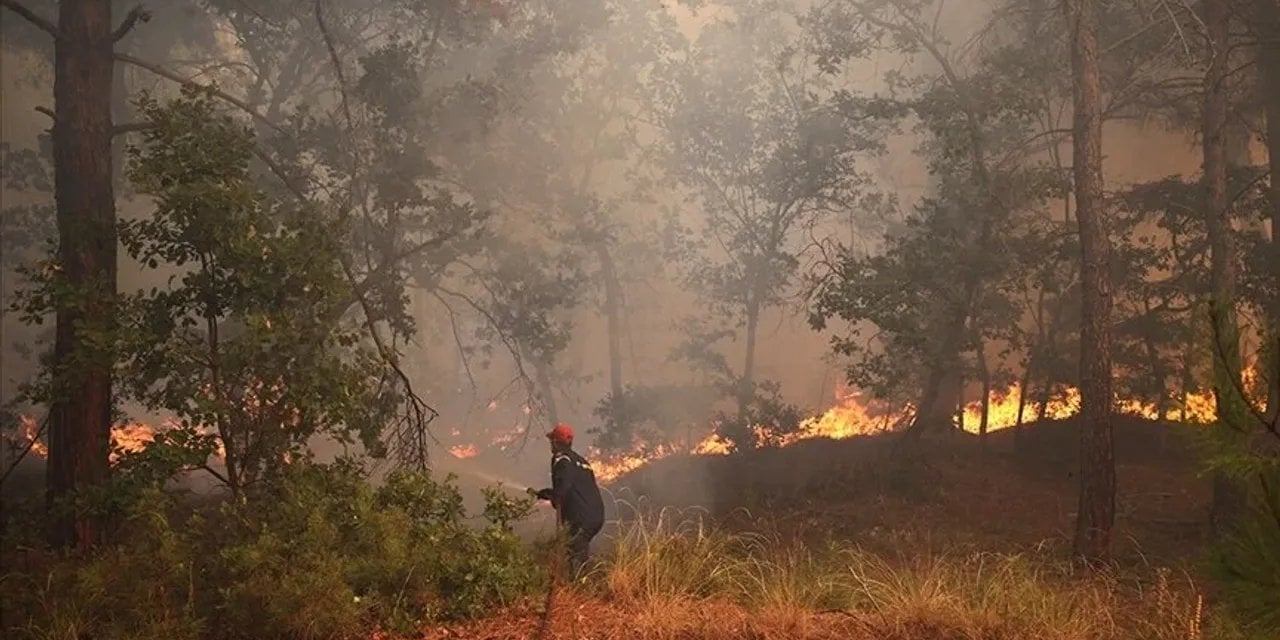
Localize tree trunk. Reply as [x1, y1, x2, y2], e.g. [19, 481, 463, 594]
[978, 344, 992, 438]
[1204, 0, 1249, 538]
[596, 244, 625, 403]
[1256, 0, 1280, 422]
[1037, 374, 1053, 421]
[1066, 0, 1115, 565]
[1140, 299, 1168, 418]
[1016, 288, 1048, 431]
[914, 313, 966, 433]
[533, 356, 560, 428]
[47, 0, 118, 549]
[739, 296, 760, 414]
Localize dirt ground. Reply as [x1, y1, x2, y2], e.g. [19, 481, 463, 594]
[609, 417, 1211, 563]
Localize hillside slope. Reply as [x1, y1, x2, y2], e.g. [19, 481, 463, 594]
[606, 417, 1210, 562]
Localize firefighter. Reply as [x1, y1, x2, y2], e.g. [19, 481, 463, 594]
[531, 423, 604, 578]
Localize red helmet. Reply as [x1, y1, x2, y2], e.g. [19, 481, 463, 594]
[546, 423, 574, 444]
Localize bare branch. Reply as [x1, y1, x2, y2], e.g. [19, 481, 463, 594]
[112, 5, 151, 42]
[112, 122, 155, 137]
[1, 413, 47, 487]
[0, 0, 59, 39]
[115, 52, 284, 134]
[313, 0, 354, 132]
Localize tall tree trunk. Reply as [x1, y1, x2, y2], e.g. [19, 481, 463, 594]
[914, 312, 966, 433]
[1204, 0, 1249, 538]
[1016, 288, 1048, 431]
[1037, 371, 1053, 421]
[47, 0, 119, 549]
[596, 244, 625, 403]
[739, 296, 760, 415]
[1256, 0, 1280, 422]
[1140, 299, 1168, 418]
[529, 352, 560, 429]
[977, 344, 992, 437]
[1066, 0, 1115, 565]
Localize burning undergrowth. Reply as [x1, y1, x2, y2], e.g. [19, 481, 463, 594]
[573, 368, 1243, 485]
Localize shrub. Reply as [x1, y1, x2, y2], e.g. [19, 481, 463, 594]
[1208, 497, 1280, 639]
[0, 460, 542, 640]
[0, 489, 204, 640]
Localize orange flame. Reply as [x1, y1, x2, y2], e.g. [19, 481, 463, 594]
[110, 422, 156, 463]
[15, 414, 48, 457]
[449, 444, 479, 459]
[587, 365, 1265, 484]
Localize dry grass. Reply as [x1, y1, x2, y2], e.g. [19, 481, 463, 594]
[422, 421, 1217, 639]
[420, 506, 1209, 640]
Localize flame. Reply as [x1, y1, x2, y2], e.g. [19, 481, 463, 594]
[10, 416, 228, 466]
[587, 364, 1266, 484]
[110, 422, 156, 463]
[14, 414, 48, 457]
[449, 444, 479, 459]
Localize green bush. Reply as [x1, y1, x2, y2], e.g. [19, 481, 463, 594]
[0, 460, 542, 640]
[0, 489, 204, 640]
[1208, 491, 1280, 639]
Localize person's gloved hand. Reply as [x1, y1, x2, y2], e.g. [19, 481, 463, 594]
[528, 488, 553, 501]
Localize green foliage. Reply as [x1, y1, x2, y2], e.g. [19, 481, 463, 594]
[1209, 492, 1280, 638]
[1, 461, 541, 640]
[1196, 337, 1280, 636]
[591, 383, 719, 452]
[1, 489, 205, 640]
[714, 380, 806, 451]
[114, 86, 398, 492]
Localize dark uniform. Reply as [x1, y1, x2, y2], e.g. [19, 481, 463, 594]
[536, 446, 604, 576]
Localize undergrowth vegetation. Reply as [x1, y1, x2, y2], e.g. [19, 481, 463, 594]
[1, 486, 1263, 640]
[581, 506, 1220, 640]
[0, 462, 543, 640]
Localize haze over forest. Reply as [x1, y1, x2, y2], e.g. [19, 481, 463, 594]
[3, 0, 1262, 483]
[0, 0, 1278, 637]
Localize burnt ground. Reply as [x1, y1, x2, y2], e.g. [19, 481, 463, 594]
[607, 417, 1211, 564]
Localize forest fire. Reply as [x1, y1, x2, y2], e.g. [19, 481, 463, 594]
[110, 423, 157, 463]
[6, 365, 1258, 485]
[585, 366, 1262, 484]
[8, 418, 233, 465]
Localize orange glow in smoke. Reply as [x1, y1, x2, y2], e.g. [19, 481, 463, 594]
[449, 444, 479, 459]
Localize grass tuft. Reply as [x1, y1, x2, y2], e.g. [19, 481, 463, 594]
[576, 508, 1207, 640]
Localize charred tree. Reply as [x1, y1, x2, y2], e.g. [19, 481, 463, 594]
[1065, 0, 1116, 565]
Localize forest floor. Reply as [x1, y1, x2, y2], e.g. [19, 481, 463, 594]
[412, 418, 1213, 640]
